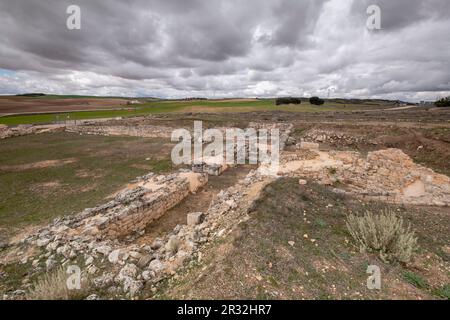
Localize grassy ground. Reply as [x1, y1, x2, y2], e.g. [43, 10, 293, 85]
[0, 99, 392, 125]
[156, 179, 450, 300]
[0, 132, 174, 239]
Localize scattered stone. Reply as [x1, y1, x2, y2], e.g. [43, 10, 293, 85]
[85, 256, 94, 266]
[148, 259, 165, 275]
[45, 258, 56, 270]
[87, 265, 99, 275]
[225, 199, 237, 209]
[129, 251, 141, 259]
[137, 254, 153, 268]
[141, 270, 152, 281]
[174, 250, 190, 266]
[93, 272, 115, 289]
[108, 250, 120, 264]
[115, 264, 138, 283]
[123, 278, 143, 297]
[32, 259, 40, 268]
[165, 236, 179, 255]
[95, 245, 112, 256]
[187, 212, 204, 226]
[151, 238, 164, 250]
[46, 241, 59, 252]
[36, 238, 51, 247]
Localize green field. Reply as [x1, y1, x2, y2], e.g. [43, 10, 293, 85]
[0, 132, 174, 237]
[0, 99, 389, 125]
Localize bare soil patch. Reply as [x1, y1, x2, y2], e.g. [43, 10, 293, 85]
[0, 158, 77, 172]
[0, 96, 128, 115]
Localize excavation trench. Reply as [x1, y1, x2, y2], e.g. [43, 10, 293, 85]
[136, 164, 256, 245]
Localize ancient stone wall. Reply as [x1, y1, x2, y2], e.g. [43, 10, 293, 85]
[65, 125, 174, 138]
[101, 179, 192, 238]
[275, 148, 450, 206]
[22, 171, 208, 246]
[0, 124, 65, 139]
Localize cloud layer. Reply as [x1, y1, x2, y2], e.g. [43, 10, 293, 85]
[1, 0, 449, 101]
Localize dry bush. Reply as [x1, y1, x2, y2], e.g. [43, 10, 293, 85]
[346, 209, 418, 264]
[26, 266, 89, 300]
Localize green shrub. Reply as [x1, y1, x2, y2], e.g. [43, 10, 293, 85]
[275, 97, 302, 106]
[346, 209, 418, 264]
[435, 97, 450, 107]
[402, 271, 428, 289]
[433, 284, 450, 299]
[309, 96, 325, 105]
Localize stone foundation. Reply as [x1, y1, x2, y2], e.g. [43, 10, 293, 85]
[269, 148, 450, 206]
[65, 125, 174, 138]
[0, 124, 65, 139]
[37, 171, 209, 241]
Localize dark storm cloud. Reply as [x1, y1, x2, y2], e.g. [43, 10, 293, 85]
[0, 0, 449, 100]
[268, 0, 329, 47]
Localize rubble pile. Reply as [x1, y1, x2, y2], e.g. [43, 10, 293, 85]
[302, 128, 368, 146]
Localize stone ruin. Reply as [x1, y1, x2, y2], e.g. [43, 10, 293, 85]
[40, 171, 208, 242]
[0, 124, 65, 139]
[3, 120, 449, 299]
[272, 147, 450, 206]
[3, 166, 270, 299]
[1, 122, 296, 299]
[190, 122, 293, 176]
[65, 124, 174, 139]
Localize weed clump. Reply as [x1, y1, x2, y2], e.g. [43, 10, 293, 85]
[26, 267, 89, 300]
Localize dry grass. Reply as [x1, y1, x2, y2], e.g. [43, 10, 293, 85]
[346, 209, 418, 264]
[26, 267, 89, 300]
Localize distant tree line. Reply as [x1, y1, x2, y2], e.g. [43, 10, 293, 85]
[181, 97, 208, 101]
[275, 97, 302, 105]
[435, 97, 450, 107]
[16, 93, 46, 97]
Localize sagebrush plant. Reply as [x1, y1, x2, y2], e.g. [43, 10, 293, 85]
[26, 266, 89, 300]
[345, 209, 418, 264]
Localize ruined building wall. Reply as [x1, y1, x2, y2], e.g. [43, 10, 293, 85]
[55, 171, 209, 240]
[65, 125, 174, 138]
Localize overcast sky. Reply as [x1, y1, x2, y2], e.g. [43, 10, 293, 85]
[0, 0, 449, 101]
